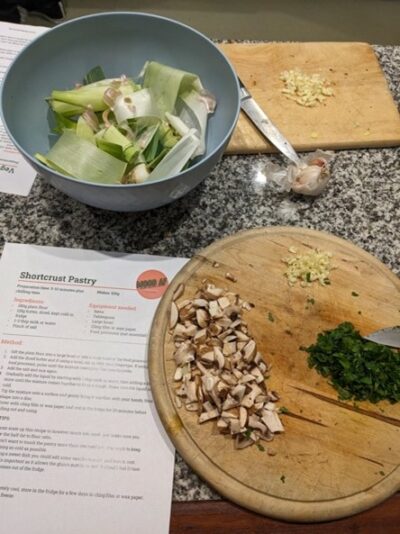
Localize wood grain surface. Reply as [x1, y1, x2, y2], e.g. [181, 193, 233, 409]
[218, 42, 400, 154]
[149, 227, 400, 522]
[170, 495, 400, 533]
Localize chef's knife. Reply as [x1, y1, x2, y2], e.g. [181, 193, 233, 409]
[238, 77, 300, 165]
[363, 326, 400, 349]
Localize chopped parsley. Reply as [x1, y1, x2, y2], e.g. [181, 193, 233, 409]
[306, 272, 312, 283]
[307, 297, 315, 305]
[243, 429, 252, 439]
[268, 312, 275, 322]
[256, 443, 265, 452]
[279, 406, 290, 414]
[280, 475, 286, 483]
[302, 322, 400, 404]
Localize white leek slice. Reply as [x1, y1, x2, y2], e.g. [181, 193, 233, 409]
[179, 90, 210, 156]
[43, 130, 127, 183]
[113, 88, 155, 124]
[149, 129, 199, 181]
[143, 61, 200, 116]
[165, 112, 190, 137]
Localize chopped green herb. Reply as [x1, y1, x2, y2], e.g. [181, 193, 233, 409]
[243, 429, 252, 439]
[279, 406, 290, 414]
[379, 471, 385, 476]
[303, 322, 400, 404]
[256, 443, 265, 452]
[280, 475, 286, 483]
[306, 272, 312, 283]
[268, 312, 275, 322]
[324, 279, 331, 285]
[351, 291, 359, 297]
[284, 329, 292, 336]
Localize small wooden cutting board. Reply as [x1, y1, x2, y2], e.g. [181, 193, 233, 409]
[149, 227, 400, 522]
[218, 42, 400, 154]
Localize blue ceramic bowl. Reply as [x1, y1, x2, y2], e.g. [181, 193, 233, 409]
[1, 12, 240, 212]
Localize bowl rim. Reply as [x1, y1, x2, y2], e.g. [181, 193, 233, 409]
[0, 11, 240, 189]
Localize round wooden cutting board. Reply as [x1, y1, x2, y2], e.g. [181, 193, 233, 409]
[148, 227, 400, 522]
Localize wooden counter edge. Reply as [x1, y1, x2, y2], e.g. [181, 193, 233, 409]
[170, 492, 400, 533]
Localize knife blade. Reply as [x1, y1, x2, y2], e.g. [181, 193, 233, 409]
[363, 326, 400, 349]
[238, 77, 300, 165]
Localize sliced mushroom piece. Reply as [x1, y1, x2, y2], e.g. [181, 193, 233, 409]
[263, 401, 277, 411]
[217, 296, 231, 310]
[225, 272, 237, 282]
[216, 317, 234, 328]
[232, 368, 243, 380]
[198, 409, 219, 423]
[214, 347, 225, 369]
[170, 301, 179, 329]
[261, 410, 284, 433]
[175, 384, 186, 397]
[186, 381, 198, 403]
[268, 390, 280, 402]
[239, 374, 256, 384]
[185, 402, 200, 412]
[196, 308, 209, 328]
[209, 300, 222, 318]
[248, 414, 267, 434]
[239, 406, 248, 429]
[217, 418, 229, 430]
[243, 340, 257, 362]
[223, 305, 241, 319]
[174, 344, 195, 366]
[250, 366, 265, 384]
[210, 387, 222, 411]
[230, 383, 246, 402]
[200, 351, 215, 364]
[241, 384, 263, 408]
[175, 395, 182, 408]
[193, 298, 209, 308]
[220, 372, 237, 386]
[229, 419, 242, 435]
[177, 298, 191, 310]
[203, 286, 224, 299]
[235, 435, 253, 449]
[222, 394, 240, 410]
[223, 341, 237, 355]
[234, 330, 250, 342]
[221, 409, 239, 419]
[258, 361, 268, 374]
[208, 322, 224, 336]
[202, 400, 215, 412]
[194, 328, 208, 344]
[174, 367, 183, 381]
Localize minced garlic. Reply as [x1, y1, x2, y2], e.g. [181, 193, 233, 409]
[279, 69, 334, 107]
[283, 248, 334, 286]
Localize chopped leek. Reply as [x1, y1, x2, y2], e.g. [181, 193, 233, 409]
[37, 62, 216, 185]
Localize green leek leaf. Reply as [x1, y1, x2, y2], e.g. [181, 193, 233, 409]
[42, 130, 127, 183]
[83, 65, 106, 85]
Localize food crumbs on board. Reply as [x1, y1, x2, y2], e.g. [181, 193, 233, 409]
[358, 310, 362, 315]
[310, 131, 319, 139]
[280, 475, 286, 483]
[379, 471, 385, 476]
[351, 291, 359, 297]
[268, 312, 275, 322]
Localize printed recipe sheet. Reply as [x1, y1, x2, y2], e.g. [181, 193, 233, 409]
[0, 243, 187, 534]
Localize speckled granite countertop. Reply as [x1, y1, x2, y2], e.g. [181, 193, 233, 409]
[0, 45, 399, 502]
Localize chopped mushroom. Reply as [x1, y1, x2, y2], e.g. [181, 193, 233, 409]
[169, 281, 284, 450]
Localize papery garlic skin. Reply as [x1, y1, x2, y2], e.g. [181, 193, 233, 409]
[290, 160, 330, 196]
[263, 150, 334, 197]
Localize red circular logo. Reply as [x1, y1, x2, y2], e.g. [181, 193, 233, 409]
[136, 270, 168, 299]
